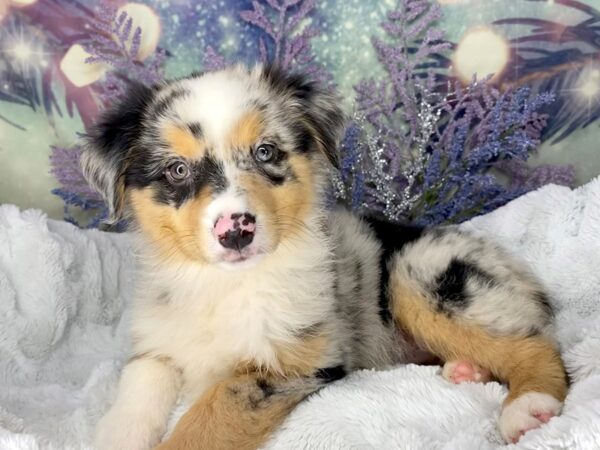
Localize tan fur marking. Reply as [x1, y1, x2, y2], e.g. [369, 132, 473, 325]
[130, 187, 212, 264]
[229, 110, 264, 151]
[273, 154, 315, 226]
[154, 373, 314, 450]
[240, 153, 316, 245]
[390, 276, 568, 405]
[234, 333, 328, 379]
[273, 334, 328, 377]
[164, 124, 204, 159]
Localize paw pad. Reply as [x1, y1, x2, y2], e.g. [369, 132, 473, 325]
[442, 360, 492, 384]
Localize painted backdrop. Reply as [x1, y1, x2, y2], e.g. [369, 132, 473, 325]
[0, 0, 599, 222]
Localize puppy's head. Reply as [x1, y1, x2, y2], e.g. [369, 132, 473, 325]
[82, 65, 345, 269]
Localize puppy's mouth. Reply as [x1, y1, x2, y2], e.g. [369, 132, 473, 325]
[216, 247, 265, 269]
[221, 249, 253, 263]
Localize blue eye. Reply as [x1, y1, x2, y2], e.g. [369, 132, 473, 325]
[254, 144, 277, 163]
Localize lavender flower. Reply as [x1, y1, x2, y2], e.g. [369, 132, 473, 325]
[50, 145, 101, 202]
[336, 0, 575, 226]
[240, 0, 329, 85]
[203, 45, 228, 72]
[50, 3, 167, 228]
[496, 159, 576, 191]
[82, 4, 166, 104]
[49, 145, 109, 228]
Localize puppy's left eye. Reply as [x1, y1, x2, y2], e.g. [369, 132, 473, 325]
[166, 161, 191, 184]
[254, 144, 278, 163]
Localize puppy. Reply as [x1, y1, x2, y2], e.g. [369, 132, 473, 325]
[82, 65, 567, 450]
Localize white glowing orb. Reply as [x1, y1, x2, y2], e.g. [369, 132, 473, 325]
[10, 0, 38, 6]
[453, 27, 510, 84]
[13, 42, 33, 60]
[60, 44, 108, 87]
[577, 68, 600, 101]
[116, 3, 161, 61]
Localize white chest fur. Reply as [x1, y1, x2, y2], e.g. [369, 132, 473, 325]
[130, 237, 335, 398]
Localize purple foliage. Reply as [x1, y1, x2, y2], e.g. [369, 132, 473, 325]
[49, 3, 167, 228]
[239, 0, 329, 84]
[49, 145, 109, 228]
[203, 45, 228, 71]
[335, 0, 575, 226]
[496, 159, 576, 191]
[51, 188, 108, 229]
[50, 145, 101, 202]
[337, 122, 365, 210]
[82, 4, 166, 104]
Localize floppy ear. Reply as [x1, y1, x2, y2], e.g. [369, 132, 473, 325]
[300, 82, 346, 169]
[262, 66, 346, 169]
[81, 82, 154, 224]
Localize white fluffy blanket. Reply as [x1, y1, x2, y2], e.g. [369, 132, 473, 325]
[1, 179, 599, 450]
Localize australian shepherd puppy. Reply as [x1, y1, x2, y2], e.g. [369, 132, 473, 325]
[83, 65, 567, 450]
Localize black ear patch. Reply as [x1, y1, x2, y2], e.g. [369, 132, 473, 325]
[261, 65, 346, 169]
[81, 82, 155, 223]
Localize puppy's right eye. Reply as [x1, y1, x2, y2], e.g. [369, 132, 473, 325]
[166, 161, 190, 184]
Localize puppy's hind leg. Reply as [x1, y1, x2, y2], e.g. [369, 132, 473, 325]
[390, 276, 568, 444]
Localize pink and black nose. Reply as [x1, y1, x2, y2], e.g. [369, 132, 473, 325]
[213, 213, 256, 251]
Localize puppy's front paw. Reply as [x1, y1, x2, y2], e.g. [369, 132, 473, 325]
[499, 392, 562, 443]
[94, 408, 164, 450]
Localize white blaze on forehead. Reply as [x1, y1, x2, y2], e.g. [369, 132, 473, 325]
[171, 70, 257, 148]
[202, 163, 246, 226]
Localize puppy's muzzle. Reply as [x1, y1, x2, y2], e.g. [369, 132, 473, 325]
[214, 212, 256, 251]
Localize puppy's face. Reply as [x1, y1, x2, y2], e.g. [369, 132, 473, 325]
[82, 66, 344, 269]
